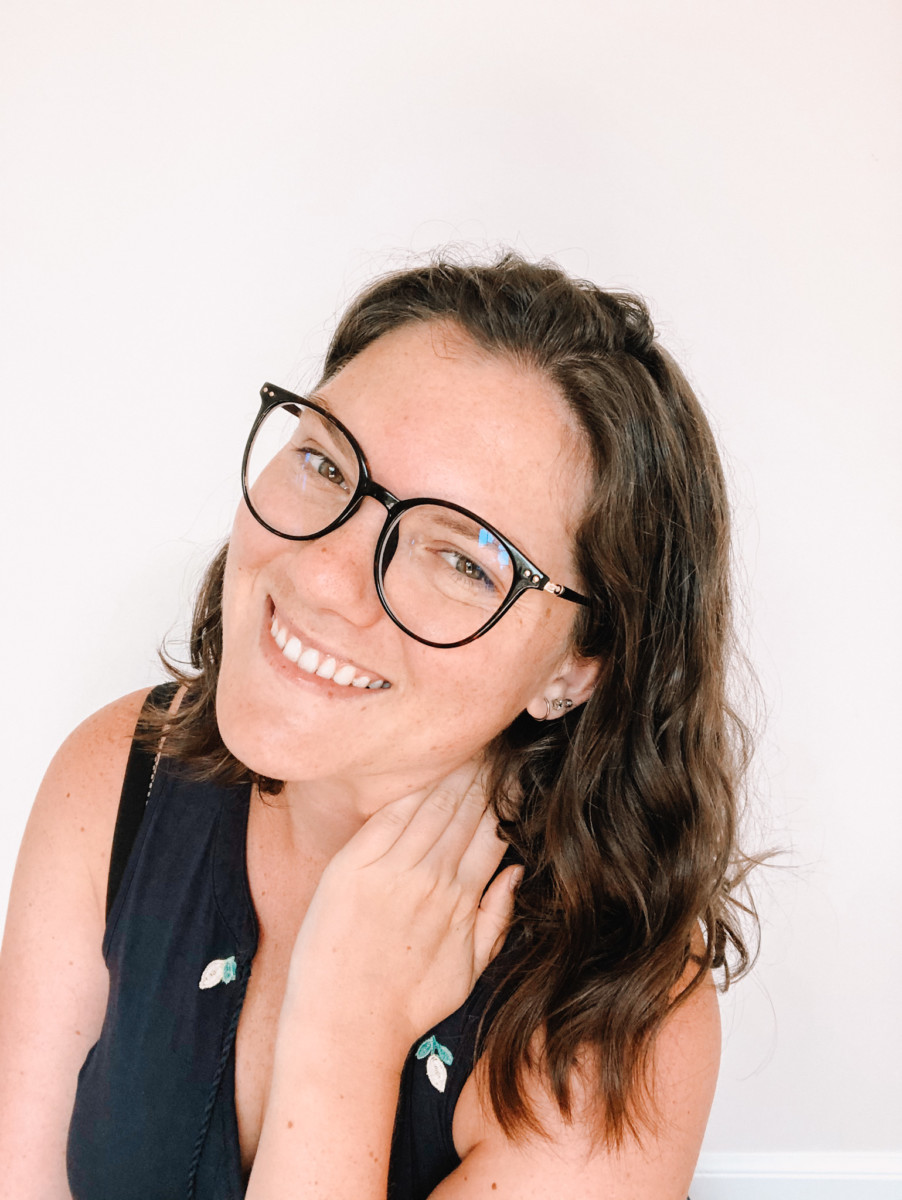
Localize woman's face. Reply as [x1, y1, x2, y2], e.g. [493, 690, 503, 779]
[217, 321, 599, 804]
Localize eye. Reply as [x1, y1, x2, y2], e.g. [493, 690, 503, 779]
[438, 549, 497, 591]
[301, 448, 351, 493]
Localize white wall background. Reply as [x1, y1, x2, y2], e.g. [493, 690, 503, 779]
[1, 0, 900, 1191]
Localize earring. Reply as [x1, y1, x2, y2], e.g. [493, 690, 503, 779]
[539, 697, 574, 720]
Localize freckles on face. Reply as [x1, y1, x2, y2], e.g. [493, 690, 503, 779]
[216, 322, 593, 790]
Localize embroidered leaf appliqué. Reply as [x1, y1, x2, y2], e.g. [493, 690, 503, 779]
[416, 1037, 436, 1060]
[426, 1053, 448, 1092]
[198, 955, 238, 990]
[199, 959, 226, 989]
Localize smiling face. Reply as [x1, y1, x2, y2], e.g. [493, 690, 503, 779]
[216, 321, 600, 808]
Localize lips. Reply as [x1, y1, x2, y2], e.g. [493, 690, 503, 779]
[269, 607, 391, 690]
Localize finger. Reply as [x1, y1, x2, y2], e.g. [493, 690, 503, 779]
[418, 770, 493, 872]
[453, 803, 508, 894]
[334, 787, 436, 867]
[383, 763, 484, 869]
[472, 865, 523, 978]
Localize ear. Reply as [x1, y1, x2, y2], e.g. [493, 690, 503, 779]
[524, 651, 602, 721]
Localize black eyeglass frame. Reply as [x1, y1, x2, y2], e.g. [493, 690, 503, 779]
[241, 383, 591, 649]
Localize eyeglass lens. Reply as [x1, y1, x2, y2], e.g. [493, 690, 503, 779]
[244, 402, 516, 644]
[244, 402, 360, 537]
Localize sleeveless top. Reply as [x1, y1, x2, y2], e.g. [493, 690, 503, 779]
[66, 686, 513, 1200]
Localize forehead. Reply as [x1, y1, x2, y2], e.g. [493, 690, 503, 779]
[315, 322, 591, 559]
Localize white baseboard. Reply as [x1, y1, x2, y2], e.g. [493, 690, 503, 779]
[692, 1153, 902, 1199]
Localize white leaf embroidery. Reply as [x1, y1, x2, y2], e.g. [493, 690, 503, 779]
[426, 1053, 448, 1093]
[198, 959, 227, 989]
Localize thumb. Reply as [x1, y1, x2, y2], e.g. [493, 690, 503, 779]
[472, 865, 523, 978]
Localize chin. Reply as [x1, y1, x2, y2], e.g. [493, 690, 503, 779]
[214, 677, 339, 785]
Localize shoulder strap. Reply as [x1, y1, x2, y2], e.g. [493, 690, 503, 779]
[105, 682, 179, 920]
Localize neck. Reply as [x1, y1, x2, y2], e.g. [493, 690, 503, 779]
[258, 760, 469, 863]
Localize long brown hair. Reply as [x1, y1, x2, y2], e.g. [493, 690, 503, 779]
[151, 253, 758, 1146]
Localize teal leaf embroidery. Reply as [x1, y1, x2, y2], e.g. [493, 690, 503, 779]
[221, 956, 237, 984]
[416, 1037, 436, 1060]
[436, 1043, 453, 1066]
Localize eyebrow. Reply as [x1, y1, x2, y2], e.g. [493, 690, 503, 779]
[426, 510, 508, 553]
[431, 511, 483, 538]
[306, 390, 337, 417]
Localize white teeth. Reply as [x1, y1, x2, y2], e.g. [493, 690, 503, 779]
[298, 647, 320, 674]
[270, 612, 388, 690]
[315, 656, 337, 680]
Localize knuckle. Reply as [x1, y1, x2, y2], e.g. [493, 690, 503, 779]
[378, 806, 409, 831]
[428, 788, 460, 816]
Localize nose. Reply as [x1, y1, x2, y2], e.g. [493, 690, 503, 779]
[285, 496, 389, 628]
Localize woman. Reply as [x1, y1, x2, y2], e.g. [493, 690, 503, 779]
[0, 254, 754, 1198]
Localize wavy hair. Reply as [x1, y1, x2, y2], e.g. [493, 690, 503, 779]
[150, 252, 758, 1147]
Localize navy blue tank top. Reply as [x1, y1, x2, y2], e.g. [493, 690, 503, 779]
[67, 693, 508, 1200]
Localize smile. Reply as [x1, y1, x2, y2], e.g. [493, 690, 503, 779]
[269, 610, 391, 690]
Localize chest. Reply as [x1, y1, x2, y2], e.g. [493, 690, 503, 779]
[233, 931, 291, 1176]
[234, 823, 322, 1177]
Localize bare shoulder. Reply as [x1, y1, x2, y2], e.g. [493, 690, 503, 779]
[0, 687, 155, 1197]
[41, 685, 153, 795]
[1, 684, 159, 974]
[443, 954, 720, 1200]
[28, 687, 155, 912]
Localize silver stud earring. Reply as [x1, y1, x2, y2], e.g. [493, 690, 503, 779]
[540, 697, 574, 720]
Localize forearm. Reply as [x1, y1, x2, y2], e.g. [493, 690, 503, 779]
[246, 990, 410, 1200]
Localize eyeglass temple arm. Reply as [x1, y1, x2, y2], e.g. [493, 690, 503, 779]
[542, 580, 590, 606]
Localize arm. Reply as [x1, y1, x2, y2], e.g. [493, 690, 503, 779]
[437, 966, 720, 1199]
[0, 690, 150, 1199]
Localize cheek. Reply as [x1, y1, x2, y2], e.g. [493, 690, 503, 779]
[402, 631, 557, 745]
[220, 505, 276, 634]
[226, 502, 268, 578]
[216, 522, 272, 746]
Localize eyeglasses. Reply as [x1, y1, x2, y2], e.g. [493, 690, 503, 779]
[241, 383, 590, 648]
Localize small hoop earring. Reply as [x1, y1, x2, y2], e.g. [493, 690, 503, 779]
[539, 697, 574, 720]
